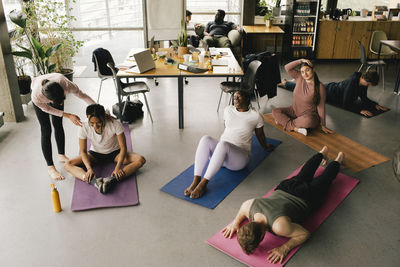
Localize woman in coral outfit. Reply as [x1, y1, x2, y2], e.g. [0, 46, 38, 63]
[272, 59, 333, 136]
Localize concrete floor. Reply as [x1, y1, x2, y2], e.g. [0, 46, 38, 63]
[0, 61, 399, 267]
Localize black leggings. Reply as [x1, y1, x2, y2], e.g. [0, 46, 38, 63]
[275, 153, 340, 210]
[33, 103, 65, 166]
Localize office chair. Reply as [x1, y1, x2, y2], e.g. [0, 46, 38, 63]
[370, 31, 398, 58]
[107, 62, 153, 123]
[357, 40, 385, 90]
[217, 60, 262, 112]
[92, 48, 116, 103]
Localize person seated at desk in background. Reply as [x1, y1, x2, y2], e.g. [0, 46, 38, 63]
[184, 91, 275, 199]
[203, 9, 237, 48]
[186, 10, 204, 48]
[281, 70, 388, 117]
[222, 146, 344, 264]
[64, 104, 145, 194]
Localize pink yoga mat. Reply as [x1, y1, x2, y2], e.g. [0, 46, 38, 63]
[206, 166, 359, 267]
[71, 123, 139, 211]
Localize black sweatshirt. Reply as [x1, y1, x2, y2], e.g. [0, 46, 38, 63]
[325, 72, 377, 113]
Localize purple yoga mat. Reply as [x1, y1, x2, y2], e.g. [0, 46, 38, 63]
[207, 166, 359, 267]
[71, 123, 139, 211]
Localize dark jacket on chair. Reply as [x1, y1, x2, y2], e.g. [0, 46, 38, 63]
[92, 48, 115, 76]
[243, 51, 280, 98]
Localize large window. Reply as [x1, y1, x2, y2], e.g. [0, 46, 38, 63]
[186, 0, 242, 25]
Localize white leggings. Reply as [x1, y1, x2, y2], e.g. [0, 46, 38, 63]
[194, 135, 250, 180]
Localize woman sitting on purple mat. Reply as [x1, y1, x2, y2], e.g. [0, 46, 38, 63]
[222, 146, 344, 264]
[64, 104, 145, 194]
[184, 90, 275, 199]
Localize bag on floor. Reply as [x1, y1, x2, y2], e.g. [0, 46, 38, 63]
[112, 100, 143, 123]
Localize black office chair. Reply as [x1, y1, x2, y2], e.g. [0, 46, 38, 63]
[357, 40, 385, 90]
[217, 60, 262, 112]
[107, 62, 153, 123]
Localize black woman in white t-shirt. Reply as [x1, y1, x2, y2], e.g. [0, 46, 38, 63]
[185, 91, 275, 199]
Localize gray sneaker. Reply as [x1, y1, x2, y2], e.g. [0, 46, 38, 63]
[94, 178, 104, 193]
[102, 176, 117, 193]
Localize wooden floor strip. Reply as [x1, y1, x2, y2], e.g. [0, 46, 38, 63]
[264, 113, 390, 173]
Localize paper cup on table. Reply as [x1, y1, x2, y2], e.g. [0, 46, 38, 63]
[183, 54, 191, 64]
[199, 54, 205, 64]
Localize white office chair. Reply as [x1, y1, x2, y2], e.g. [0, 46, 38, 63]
[370, 31, 398, 58]
[107, 62, 153, 123]
[93, 53, 114, 103]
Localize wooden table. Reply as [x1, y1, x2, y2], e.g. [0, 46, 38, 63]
[242, 25, 285, 54]
[377, 40, 400, 94]
[117, 48, 243, 128]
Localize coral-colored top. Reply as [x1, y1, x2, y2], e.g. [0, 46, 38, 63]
[31, 73, 95, 117]
[285, 59, 326, 126]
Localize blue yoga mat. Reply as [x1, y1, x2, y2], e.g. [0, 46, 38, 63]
[160, 137, 281, 209]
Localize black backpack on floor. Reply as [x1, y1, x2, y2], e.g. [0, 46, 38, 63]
[112, 100, 143, 123]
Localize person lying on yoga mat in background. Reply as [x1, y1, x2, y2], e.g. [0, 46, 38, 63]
[184, 90, 275, 199]
[272, 59, 333, 136]
[64, 104, 145, 194]
[280, 69, 388, 117]
[221, 146, 344, 264]
[32, 73, 96, 180]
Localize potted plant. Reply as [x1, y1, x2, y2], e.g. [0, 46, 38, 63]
[30, 0, 83, 81]
[14, 57, 32, 95]
[177, 19, 189, 58]
[272, 0, 282, 17]
[258, 1, 275, 27]
[9, 9, 62, 76]
[264, 10, 274, 28]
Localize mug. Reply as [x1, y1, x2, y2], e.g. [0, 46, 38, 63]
[361, 9, 368, 18]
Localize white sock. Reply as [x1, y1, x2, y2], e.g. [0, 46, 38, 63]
[297, 128, 307, 136]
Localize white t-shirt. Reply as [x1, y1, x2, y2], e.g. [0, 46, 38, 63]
[78, 119, 124, 154]
[220, 105, 264, 153]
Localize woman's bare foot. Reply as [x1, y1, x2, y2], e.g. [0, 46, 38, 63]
[190, 178, 208, 199]
[184, 176, 201, 196]
[48, 166, 65, 180]
[58, 154, 70, 163]
[335, 152, 344, 165]
[320, 146, 329, 166]
[277, 78, 287, 88]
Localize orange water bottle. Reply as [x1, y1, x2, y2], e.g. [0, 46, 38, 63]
[50, 183, 62, 213]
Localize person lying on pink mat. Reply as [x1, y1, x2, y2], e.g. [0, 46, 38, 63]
[222, 146, 344, 264]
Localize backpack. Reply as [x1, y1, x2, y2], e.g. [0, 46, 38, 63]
[112, 100, 144, 123]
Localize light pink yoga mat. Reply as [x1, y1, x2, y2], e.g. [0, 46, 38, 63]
[206, 166, 359, 267]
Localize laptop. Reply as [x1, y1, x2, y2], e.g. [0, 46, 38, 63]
[130, 49, 155, 73]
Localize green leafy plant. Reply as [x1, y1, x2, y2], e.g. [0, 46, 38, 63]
[258, 1, 275, 21]
[25, 0, 83, 73]
[264, 10, 274, 21]
[258, 0, 281, 9]
[9, 10, 61, 75]
[177, 19, 188, 47]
